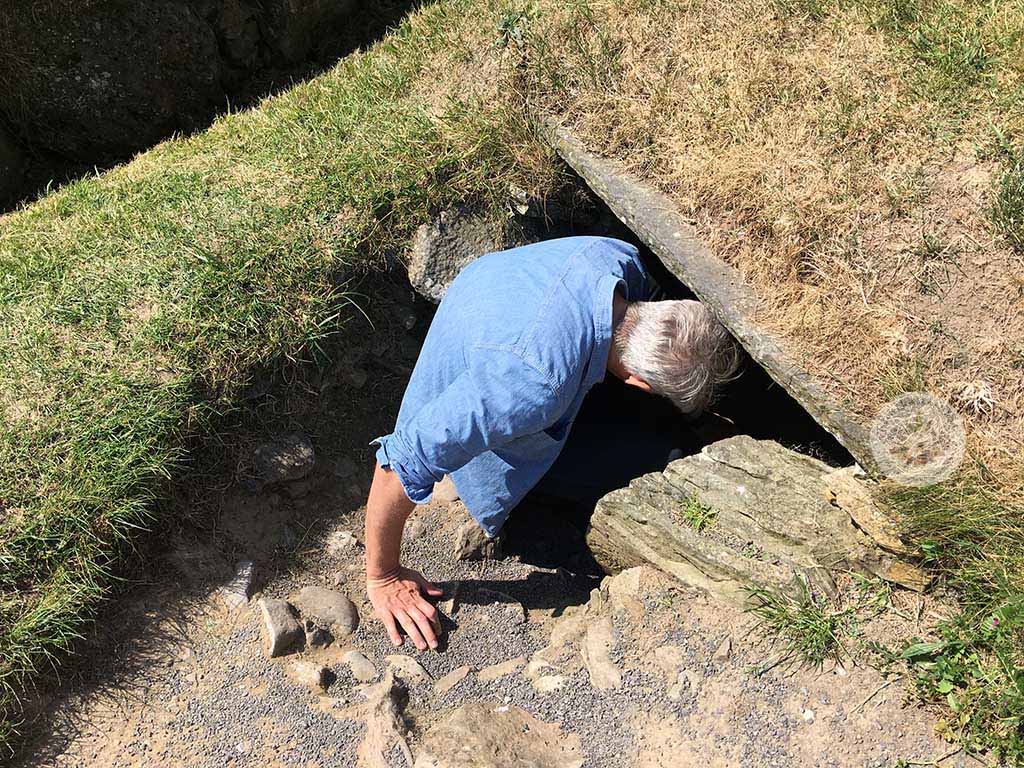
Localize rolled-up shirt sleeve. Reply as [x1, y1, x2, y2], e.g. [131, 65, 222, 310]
[373, 345, 562, 505]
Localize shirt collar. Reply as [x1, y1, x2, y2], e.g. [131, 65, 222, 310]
[585, 275, 624, 389]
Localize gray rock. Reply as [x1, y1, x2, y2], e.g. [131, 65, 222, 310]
[303, 618, 333, 648]
[408, 207, 506, 303]
[253, 433, 315, 485]
[342, 650, 378, 682]
[218, 560, 256, 609]
[432, 665, 471, 696]
[454, 520, 503, 561]
[414, 701, 584, 768]
[290, 585, 359, 636]
[258, 598, 303, 658]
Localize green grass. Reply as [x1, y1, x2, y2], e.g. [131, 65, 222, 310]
[746, 578, 851, 669]
[884, 479, 1024, 761]
[679, 496, 717, 532]
[992, 147, 1024, 255]
[0, 0, 562, 750]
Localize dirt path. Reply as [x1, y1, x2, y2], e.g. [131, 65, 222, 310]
[14, 484, 953, 768]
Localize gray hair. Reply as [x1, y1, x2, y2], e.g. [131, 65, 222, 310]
[618, 299, 741, 414]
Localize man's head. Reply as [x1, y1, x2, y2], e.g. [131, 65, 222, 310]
[613, 299, 741, 415]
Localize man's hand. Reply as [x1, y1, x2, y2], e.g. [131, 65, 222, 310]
[367, 567, 444, 651]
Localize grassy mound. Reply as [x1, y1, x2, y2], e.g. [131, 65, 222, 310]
[2, 0, 1022, 760]
[0, 0, 561, 748]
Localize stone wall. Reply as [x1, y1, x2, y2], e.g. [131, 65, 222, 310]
[0, 0, 362, 207]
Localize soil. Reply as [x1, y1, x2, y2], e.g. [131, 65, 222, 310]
[8, 276, 962, 768]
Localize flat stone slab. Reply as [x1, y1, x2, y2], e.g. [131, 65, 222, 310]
[587, 436, 928, 605]
[414, 701, 584, 768]
[290, 585, 359, 636]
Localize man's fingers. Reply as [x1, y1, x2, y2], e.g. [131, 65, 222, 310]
[393, 609, 428, 651]
[380, 609, 403, 647]
[404, 605, 439, 650]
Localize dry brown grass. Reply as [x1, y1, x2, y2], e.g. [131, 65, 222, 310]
[521, 0, 1023, 487]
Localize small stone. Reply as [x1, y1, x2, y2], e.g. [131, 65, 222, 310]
[326, 530, 359, 555]
[235, 740, 252, 755]
[303, 618, 333, 648]
[433, 665, 472, 695]
[253, 433, 315, 485]
[258, 598, 303, 658]
[477, 656, 526, 683]
[291, 586, 359, 636]
[288, 659, 330, 691]
[712, 636, 732, 663]
[668, 669, 701, 701]
[385, 655, 432, 684]
[343, 650, 378, 682]
[803, 708, 816, 722]
[526, 659, 566, 693]
[455, 520, 503, 561]
[432, 475, 460, 503]
[405, 518, 426, 541]
[218, 560, 255, 609]
[580, 616, 621, 690]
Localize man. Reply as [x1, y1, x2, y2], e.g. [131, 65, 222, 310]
[365, 236, 740, 651]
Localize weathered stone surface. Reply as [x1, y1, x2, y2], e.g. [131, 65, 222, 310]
[358, 671, 413, 768]
[477, 656, 526, 683]
[408, 207, 506, 303]
[433, 665, 472, 696]
[414, 701, 584, 768]
[343, 649, 378, 682]
[587, 436, 928, 606]
[291, 586, 358, 636]
[303, 618, 333, 648]
[455, 520, 503, 561]
[258, 598, 303, 658]
[287, 659, 330, 691]
[541, 123, 877, 472]
[253, 433, 315, 485]
[580, 616, 621, 690]
[325, 529, 359, 556]
[385, 654, 432, 684]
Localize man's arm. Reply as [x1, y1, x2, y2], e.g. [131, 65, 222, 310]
[365, 462, 443, 651]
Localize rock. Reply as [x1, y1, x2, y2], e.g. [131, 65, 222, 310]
[433, 665, 472, 696]
[408, 207, 506, 303]
[667, 669, 701, 701]
[525, 659, 566, 693]
[253, 433, 315, 485]
[218, 559, 256, 609]
[385, 654, 432, 685]
[0, 0, 223, 159]
[432, 475, 460, 503]
[0, 124, 25, 205]
[712, 636, 732, 663]
[477, 656, 526, 683]
[303, 618, 333, 648]
[651, 644, 688, 685]
[414, 701, 584, 768]
[326, 530, 359, 556]
[261, 0, 359, 63]
[290, 586, 359, 636]
[455, 520, 503, 561]
[357, 671, 413, 767]
[586, 436, 930, 605]
[343, 650, 378, 683]
[258, 598, 303, 658]
[288, 659, 330, 691]
[580, 616, 621, 690]
[405, 517, 427, 541]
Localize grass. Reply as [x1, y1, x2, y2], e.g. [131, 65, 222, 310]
[992, 147, 1024, 255]
[0, 0, 564, 751]
[679, 496, 717, 532]
[746, 578, 851, 669]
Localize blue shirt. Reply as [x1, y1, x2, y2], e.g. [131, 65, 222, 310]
[373, 236, 650, 536]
